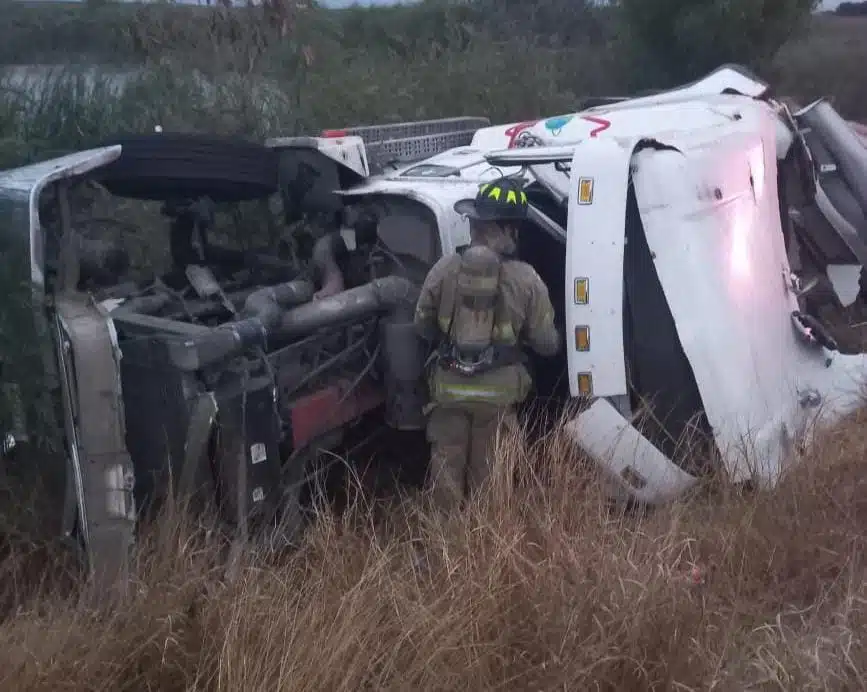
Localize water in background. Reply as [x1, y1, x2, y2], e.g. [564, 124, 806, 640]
[1, 64, 137, 94]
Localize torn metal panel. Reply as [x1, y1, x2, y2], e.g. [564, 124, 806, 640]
[55, 294, 135, 593]
[179, 392, 219, 500]
[564, 399, 699, 504]
[0, 146, 122, 288]
[798, 101, 867, 213]
[790, 203, 858, 266]
[631, 122, 797, 484]
[814, 181, 867, 267]
[631, 114, 867, 486]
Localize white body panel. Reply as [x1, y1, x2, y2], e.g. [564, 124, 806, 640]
[564, 137, 635, 398]
[468, 67, 788, 159]
[472, 99, 741, 152]
[338, 177, 479, 255]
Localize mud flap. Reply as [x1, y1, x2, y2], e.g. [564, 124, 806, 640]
[55, 296, 135, 594]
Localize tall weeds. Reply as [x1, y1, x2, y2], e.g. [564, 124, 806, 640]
[1, 410, 865, 690]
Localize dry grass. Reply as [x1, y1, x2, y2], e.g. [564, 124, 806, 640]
[1, 407, 865, 691]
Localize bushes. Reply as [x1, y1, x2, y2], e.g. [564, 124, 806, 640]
[2, 3, 866, 170]
[772, 15, 867, 120]
[3, 7, 864, 175]
[836, 1, 867, 16]
[0, 1, 618, 170]
[614, 0, 821, 88]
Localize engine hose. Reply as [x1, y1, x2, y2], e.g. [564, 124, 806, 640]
[242, 279, 315, 331]
[312, 232, 347, 300]
[165, 275, 418, 371]
[279, 275, 418, 339]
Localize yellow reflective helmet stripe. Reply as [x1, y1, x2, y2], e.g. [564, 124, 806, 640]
[477, 182, 527, 207]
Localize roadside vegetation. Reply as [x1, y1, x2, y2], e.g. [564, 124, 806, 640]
[3, 1, 867, 170]
[2, 412, 866, 690]
[1, 1, 867, 689]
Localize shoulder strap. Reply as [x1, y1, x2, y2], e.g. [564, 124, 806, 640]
[491, 261, 517, 345]
[436, 257, 459, 339]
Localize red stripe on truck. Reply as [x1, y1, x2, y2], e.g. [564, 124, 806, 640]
[581, 115, 611, 137]
[287, 380, 385, 450]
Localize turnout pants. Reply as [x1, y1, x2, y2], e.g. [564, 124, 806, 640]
[425, 403, 518, 511]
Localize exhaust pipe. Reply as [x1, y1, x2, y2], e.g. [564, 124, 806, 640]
[242, 280, 315, 331]
[798, 100, 867, 214]
[165, 276, 418, 371]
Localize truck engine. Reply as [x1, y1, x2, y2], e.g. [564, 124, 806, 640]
[0, 133, 439, 589]
[104, 201, 427, 534]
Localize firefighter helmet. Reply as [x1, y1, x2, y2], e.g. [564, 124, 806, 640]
[453, 176, 529, 222]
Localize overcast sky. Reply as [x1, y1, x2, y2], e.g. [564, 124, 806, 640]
[276, 1, 840, 5]
[235, 0, 844, 6]
[14, 0, 852, 6]
[339, 0, 849, 8]
[334, 0, 854, 6]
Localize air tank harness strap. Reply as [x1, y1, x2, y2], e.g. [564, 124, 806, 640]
[436, 342, 525, 376]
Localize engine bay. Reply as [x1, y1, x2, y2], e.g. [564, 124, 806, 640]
[38, 177, 430, 544]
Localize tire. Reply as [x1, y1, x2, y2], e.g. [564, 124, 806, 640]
[95, 133, 279, 203]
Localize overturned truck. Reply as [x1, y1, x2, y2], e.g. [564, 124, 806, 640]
[1, 65, 867, 588]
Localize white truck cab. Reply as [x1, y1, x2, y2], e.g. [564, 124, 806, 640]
[268, 64, 867, 504]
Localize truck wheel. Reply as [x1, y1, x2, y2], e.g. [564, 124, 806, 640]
[95, 133, 279, 203]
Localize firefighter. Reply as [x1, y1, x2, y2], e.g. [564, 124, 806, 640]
[414, 176, 561, 511]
